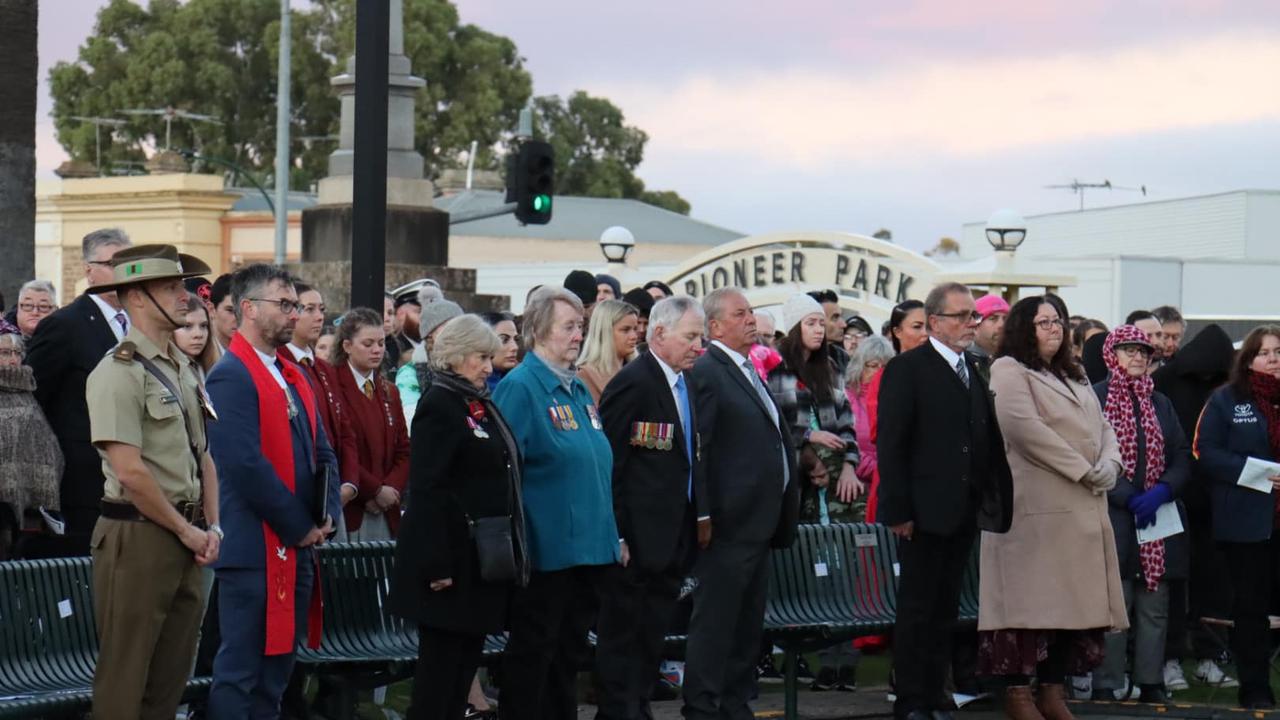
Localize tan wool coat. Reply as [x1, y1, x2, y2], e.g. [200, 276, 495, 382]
[978, 357, 1129, 632]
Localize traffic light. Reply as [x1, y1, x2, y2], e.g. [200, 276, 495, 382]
[510, 140, 554, 225]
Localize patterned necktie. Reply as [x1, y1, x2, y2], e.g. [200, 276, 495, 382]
[956, 356, 971, 389]
[302, 356, 313, 367]
[362, 378, 374, 399]
[114, 311, 128, 336]
[675, 374, 693, 500]
[743, 359, 790, 491]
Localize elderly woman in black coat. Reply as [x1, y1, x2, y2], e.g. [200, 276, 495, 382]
[389, 314, 529, 720]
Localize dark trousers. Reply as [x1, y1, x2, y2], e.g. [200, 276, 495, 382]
[681, 539, 771, 720]
[208, 559, 315, 720]
[892, 528, 974, 717]
[501, 564, 607, 720]
[596, 518, 693, 720]
[1221, 538, 1280, 700]
[410, 626, 484, 720]
[1171, 510, 1234, 660]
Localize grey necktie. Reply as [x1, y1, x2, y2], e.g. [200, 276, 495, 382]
[956, 356, 970, 389]
[743, 360, 789, 491]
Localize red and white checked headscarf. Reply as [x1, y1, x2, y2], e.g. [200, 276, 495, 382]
[1102, 325, 1166, 591]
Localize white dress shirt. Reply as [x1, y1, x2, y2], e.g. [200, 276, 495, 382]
[350, 364, 376, 394]
[89, 293, 129, 342]
[252, 345, 288, 390]
[650, 350, 686, 429]
[929, 336, 965, 375]
[287, 343, 315, 365]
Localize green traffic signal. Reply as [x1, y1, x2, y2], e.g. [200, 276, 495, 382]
[533, 194, 552, 213]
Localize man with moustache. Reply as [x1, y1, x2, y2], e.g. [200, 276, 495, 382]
[683, 288, 799, 720]
[596, 296, 710, 720]
[26, 228, 133, 554]
[83, 244, 221, 718]
[205, 264, 341, 718]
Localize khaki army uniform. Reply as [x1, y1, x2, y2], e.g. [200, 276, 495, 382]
[86, 326, 208, 720]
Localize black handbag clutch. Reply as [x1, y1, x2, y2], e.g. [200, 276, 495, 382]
[469, 514, 517, 583]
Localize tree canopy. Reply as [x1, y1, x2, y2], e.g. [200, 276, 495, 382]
[49, 0, 689, 213]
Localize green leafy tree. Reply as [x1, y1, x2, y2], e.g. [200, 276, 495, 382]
[308, 0, 532, 178]
[532, 91, 690, 215]
[49, 0, 338, 187]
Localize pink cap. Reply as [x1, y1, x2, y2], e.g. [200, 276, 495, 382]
[975, 295, 1011, 318]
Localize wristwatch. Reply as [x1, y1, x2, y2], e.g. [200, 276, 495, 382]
[209, 523, 225, 541]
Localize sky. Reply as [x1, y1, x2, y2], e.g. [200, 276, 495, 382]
[35, 0, 1280, 253]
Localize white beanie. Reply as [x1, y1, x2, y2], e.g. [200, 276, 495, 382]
[782, 294, 825, 332]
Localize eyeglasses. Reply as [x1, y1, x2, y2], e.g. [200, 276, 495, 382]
[1115, 345, 1154, 358]
[937, 311, 983, 323]
[1034, 318, 1066, 331]
[844, 331, 869, 340]
[0, 348, 21, 360]
[247, 298, 300, 314]
[18, 303, 55, 314]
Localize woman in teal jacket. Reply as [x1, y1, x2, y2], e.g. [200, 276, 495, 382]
[493, 285, 619, 720]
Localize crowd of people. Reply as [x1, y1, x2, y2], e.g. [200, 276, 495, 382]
[0, 226, 1276, 720]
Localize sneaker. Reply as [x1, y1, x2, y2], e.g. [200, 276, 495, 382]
[1069, 675, 1092, 699]
[1163, 660, 1189, 691]
[810, 666, 838, 692]
[757, 655, 784, 683]
[1193, 658, 1239, 688]
[792, 655, 816, 680]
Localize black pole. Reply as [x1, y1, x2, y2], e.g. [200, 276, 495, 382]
[350, 0, 390, 312]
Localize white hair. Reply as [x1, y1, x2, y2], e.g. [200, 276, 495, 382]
[19, 280, 56, 298]
[647, 296, 704, 343]
[522, 286, 584, 349]
[81, 228, 131, 261]
[430, 314, 501, 372]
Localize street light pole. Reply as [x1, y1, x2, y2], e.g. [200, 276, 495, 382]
[350, 0, 390, 311]
[273, 0, 291, 266]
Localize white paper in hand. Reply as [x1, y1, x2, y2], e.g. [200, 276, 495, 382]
[1237, 456, 1280, 494]
[1136, 502, 1184, 544]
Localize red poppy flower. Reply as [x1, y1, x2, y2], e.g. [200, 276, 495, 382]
[468, 400, 486, 422]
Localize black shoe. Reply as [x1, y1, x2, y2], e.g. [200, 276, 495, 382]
[836, 664, 857, 691]
[1138, 685, 1168, 704]
[810, 666, 838, 691]
[1091, 688, 1117, 701]
[1240, 691, 1276, 710]
[793, 655, 815, 680]
[757, 655, 784, 683]
[651, 675, 680, 701]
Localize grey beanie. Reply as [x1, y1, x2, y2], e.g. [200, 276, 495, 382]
[419, 300, 464, 342]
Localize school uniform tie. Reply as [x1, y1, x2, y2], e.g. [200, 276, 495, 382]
[363, 378, 374, 399]
[675, 374, 693, 501]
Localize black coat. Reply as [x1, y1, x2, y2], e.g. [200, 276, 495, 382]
[1092, 379, 1192, 580]
[692, 344, 800, 548]
[1153, 324, 1235, 516]
[875, 342, 1013, 535]
[25, 293, 119, 517]
[599, 351, 706, 574]
[388, 380, 521, 635]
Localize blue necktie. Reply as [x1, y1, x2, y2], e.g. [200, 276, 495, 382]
[675, 374, 693, 501]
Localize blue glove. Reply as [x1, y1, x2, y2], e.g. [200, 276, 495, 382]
[1128, 482, 1173, 529]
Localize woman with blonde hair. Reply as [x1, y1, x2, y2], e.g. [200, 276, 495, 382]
[577, 298, 640, 403]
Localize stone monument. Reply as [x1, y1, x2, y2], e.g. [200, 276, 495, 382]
[295, 0, 506, 313]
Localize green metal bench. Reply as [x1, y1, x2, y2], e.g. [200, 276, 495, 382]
[764, 522, 903, 720]
[0, 557, 209, 718]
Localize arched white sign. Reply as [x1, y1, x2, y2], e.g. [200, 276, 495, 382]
[666, 231, 942, 324]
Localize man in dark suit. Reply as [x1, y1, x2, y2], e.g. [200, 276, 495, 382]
[683, 287, 800, 720]
[876, 282, 1013, 720]
[205, 264, 340, 718]
[597, 296, 709, 720]
[25, 228, 132, 553]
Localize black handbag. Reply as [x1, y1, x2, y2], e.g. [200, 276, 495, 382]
[469, 514, 517, 583]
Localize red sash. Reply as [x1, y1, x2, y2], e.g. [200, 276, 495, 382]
[228, 333, 324, 655]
